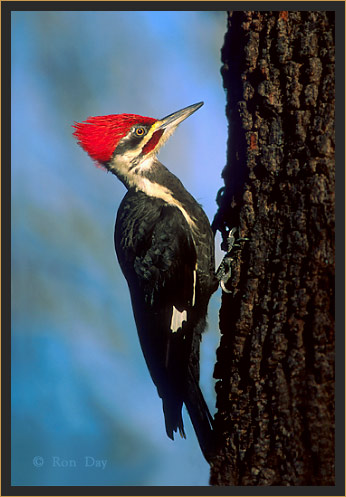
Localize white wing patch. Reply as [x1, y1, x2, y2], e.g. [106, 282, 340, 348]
[192, 268, 197, 306]
[170, 306, 187, 333]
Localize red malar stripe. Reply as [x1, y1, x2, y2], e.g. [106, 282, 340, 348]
[142, 130, 164, 155]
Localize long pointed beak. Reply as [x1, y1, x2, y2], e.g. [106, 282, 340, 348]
[156, 102, 204, 131]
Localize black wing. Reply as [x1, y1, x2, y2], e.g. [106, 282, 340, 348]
[115, 192, 197, 439]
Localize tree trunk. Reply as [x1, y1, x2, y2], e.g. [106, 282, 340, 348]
[210, 11, 335, 486]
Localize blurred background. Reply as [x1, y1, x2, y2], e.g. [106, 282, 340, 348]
[11, 10, 227, 486]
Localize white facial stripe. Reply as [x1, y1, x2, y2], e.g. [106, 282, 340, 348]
[138, 123, 158, 148]
[110, 121, 174, 172]
[170, 306, 187, 333]
[134, 119, 176, 158]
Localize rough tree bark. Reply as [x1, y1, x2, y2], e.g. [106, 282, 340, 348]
[210, 11, 335, 486]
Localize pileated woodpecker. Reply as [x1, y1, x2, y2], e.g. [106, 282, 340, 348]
[73, 102, 220, 461]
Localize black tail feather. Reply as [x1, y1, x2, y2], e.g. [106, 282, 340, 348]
[163, 396, 185, 440]
[183, 364, 215, 462]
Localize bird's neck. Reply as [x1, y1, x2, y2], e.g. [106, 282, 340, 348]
[110, 154, 198, 232]
[109, 154, 175, 193]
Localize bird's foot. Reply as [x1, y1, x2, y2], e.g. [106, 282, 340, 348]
[216, 228, 248, 294]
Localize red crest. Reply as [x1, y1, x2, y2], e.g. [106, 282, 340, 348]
[72, 114, 157, 164]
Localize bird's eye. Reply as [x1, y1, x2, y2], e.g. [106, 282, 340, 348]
[135, 127, 146, 137]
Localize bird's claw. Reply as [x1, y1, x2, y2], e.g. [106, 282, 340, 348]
[220, 271, 233, 294]
[216, 254, 233, 294]
[217, 228, 248, 293]
[226, 227, 249, 252]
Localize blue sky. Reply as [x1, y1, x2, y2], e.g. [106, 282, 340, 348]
[11, 10, 227, 486]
